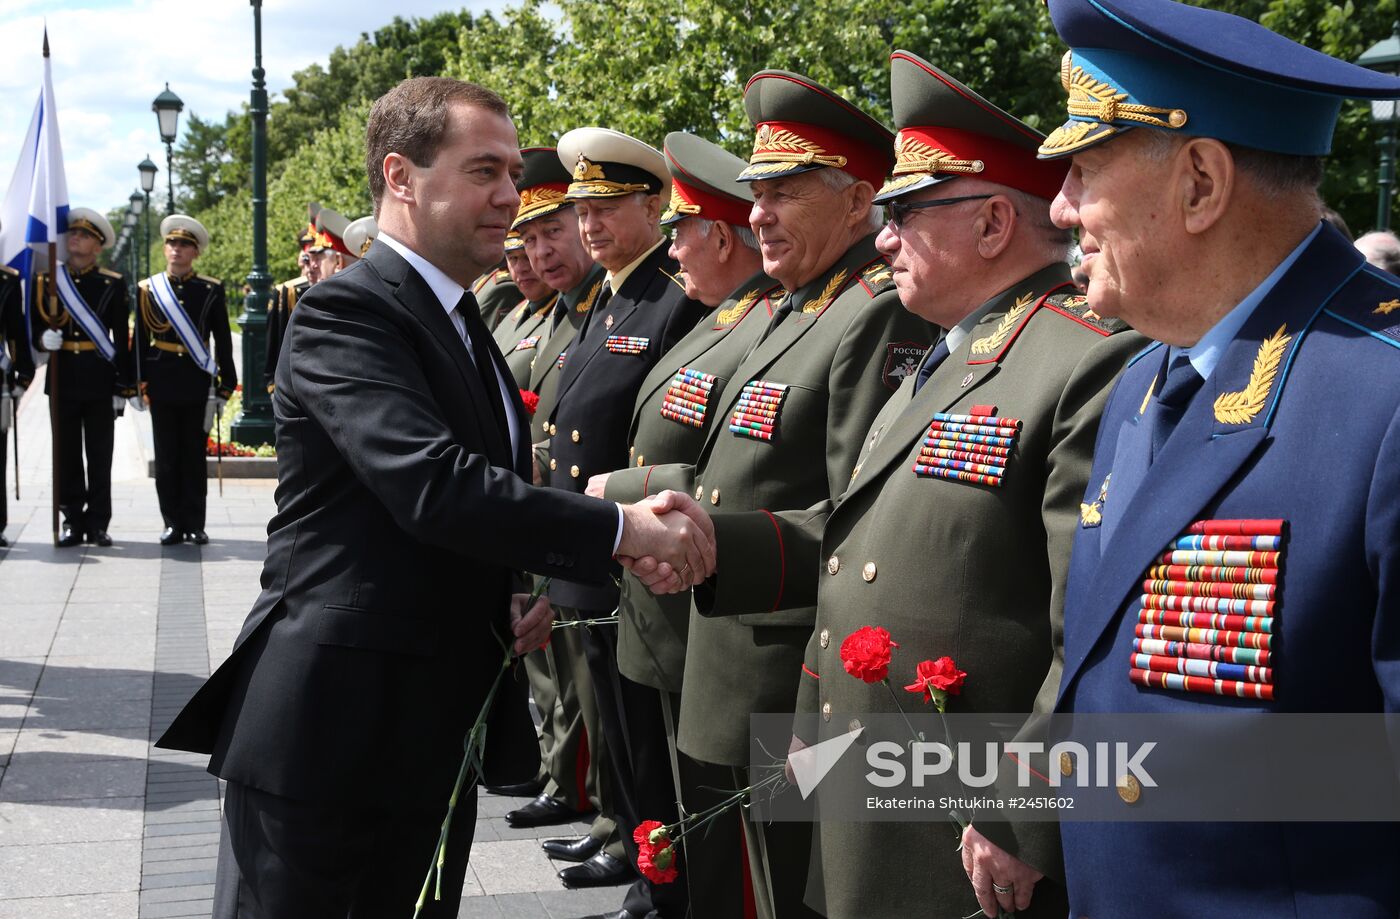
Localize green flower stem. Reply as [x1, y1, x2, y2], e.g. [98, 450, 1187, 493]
[413, 578, 551, 918]
[881, 678, 926, 744]
[669, 769, 784, 843]
[551, 615, 619, 630]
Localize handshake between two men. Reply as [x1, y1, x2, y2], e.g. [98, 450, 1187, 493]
[598, 474, 712, 596]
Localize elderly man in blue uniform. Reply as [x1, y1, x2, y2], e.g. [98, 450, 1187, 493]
[1036, 0, 1400, 916]
[32, 208, 133, 547]
[543, 127, 706, 904]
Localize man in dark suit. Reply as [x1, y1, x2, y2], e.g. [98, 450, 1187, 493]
[156, 76, 715, 919]
[542, 127, 708, 906]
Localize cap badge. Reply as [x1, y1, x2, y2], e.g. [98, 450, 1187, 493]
[573, 155, 606, 182]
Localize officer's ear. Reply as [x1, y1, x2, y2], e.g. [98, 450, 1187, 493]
[973, 195, 1018, 260]
[844, 180, 875, 230]
[1178, 137, 1234, 237]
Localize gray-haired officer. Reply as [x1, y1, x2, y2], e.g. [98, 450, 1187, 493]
[137, 215, 237, 545]
[32, 207, 132, 547]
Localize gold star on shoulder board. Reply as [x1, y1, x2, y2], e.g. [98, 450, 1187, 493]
[1375, 299, 1400, 316]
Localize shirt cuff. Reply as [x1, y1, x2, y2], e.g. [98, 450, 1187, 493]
[612, 503, 625, 555]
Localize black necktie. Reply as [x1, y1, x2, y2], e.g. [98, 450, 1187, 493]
[550, 296, 569, 332]
[912, 337, 952, 394]
[454, 292, 509, 442]
[1150, 353, 1204, 460]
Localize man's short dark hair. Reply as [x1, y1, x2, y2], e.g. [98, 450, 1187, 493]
[365, 77, 509, 211]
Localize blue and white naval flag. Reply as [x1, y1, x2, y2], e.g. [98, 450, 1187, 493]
[0, 30, 70, 362]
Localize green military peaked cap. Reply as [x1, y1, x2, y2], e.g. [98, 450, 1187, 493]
[661, 132, 754, 228]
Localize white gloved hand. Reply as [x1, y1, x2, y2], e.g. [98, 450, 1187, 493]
[41, 329, 63, 351]
[112, 395, 125, 419]
[127, 395, 146, 413]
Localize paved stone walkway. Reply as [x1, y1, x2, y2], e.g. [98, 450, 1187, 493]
[0, 379, 636, 918]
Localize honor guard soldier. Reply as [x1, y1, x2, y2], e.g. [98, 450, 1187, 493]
[505, 147, 617, 866]
[652, 53, 1142, 918]
[32, 208, 133, 547]
[621, 71, 937, 918]
[0, 225, 36, 548]
[592, 131, 783, 917]
[542, 126, 707, 905]
[1035, 1, 1400, 916]
[137, 215, 237, 545]
[264, 215, 318, 395]
[473, 257, 521, 332]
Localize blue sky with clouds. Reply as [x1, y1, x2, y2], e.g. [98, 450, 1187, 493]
[0, 0, 496, 215]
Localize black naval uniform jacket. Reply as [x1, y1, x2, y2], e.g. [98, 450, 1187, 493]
[545, 242, 707, 611]
[1, 267, 35, 390]
[264, 275, 309, 394]
[136, 272, 237, 403]
[32, 266, 133, 400]
[156, 242, 622, 808]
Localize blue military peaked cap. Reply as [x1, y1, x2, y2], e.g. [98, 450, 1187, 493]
[1038, 0, 1400, 159]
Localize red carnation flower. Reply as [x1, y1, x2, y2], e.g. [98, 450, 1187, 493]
[905, 656, 967, 712]
[839, 626, 899, 683]
[519, 389, 540, 416]
[633, 820, 669, 847]
[634, 820, 679, 883]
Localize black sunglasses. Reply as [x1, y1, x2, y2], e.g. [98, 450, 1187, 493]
[884, 194, 994, 229]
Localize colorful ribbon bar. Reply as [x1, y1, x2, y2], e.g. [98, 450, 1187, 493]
[1133, 637, 1271, 668]
[1139, 608, 1273, 634]
[606, 335, 650, 354]
[730, 380, 789, 442]
[913, 465, 1004, 487]
[514, 336, 541, 351]
[1131, 652, 1273, 685]
[930, 411, 1021, 430]
[1145, 564, 1278, 584]
[1184, 519, 1286, 537]
[1141, 594, 1276, 616]
[924, 438, 1012, 458]
[1156, 549, 1280, 568]
[1129, 667, 1274, 701]
[661, 367, 716, 429]
[557, 351, 567, 369]
[1170, 534, 1282, 551]
[1141, 579, 1275, 601]
[1135, 622, 1272, 650]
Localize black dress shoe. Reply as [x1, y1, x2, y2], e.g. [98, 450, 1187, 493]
[505, 793, 585, 828]
[485, 777, 546, 797]
[541, 834, 603, 863]
[186, 530, 209, 545]
[159, 527, 183, 546]
[557, 851, 633, 889]
[89, 531, 112, 547]
[56, 526, 83, 548]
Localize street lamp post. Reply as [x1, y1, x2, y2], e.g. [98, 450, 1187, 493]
[138, 156, 158, 279]
[152, 84, 183, 215]
[232, 0, 275, 446]
[1359, 23, 1400, 232]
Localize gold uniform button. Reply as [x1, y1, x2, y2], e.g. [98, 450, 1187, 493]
[637, 456, 645, 467]
[571, 430, 580, 443]
[710, 488, 720, 506]
[848, 718, 862, 733]
[1117, 774, 1142, 805]
[549, 459, 557, 471]
[1060, 752, 1074, 777]
[696, 485, 704, 500]
[821, 701, 831, 722]
[862, 562, 877, 582]
[570, 465, 580, 478]
[819, 628, 830, 649]
[827, 555, 840, 575]
[549, 423, 557, 436]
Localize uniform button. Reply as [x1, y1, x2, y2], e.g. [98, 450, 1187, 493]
[710, 488, 720, 505]
[549, 459, 558, 471]
[571, 429, 580, 443]
[821, 701, 831, 722]
[862, 562, 877, 582]
[549, 423, 557, 435]
[1117, 774, 1142, 805]
[541, 420, 549, 435]
[570, 465, 580, 478]
[848, 718, 862, 733]
[695, 485, 704, 500]
[819, 628, 830, 649]
[629, 446, 635, 458]
[827, 555, 840, 575]
[1060, 752, 1074, 777]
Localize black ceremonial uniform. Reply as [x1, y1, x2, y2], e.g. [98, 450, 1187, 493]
[1, 267, 36, 539]
[32, 265, 132, 539]
[137, 271, 237, 534]
[264, 275, 309, 394]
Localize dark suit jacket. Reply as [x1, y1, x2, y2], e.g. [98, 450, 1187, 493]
[157, 241, 620, 809]
[546, 243, 706, 610]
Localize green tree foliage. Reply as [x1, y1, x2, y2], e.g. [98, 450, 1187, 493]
[171, 0, 1400, 292]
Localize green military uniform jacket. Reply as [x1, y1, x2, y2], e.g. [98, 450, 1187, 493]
[624, 233, 937, 765]
[473, 266, 522, 332]
[530, 264, 605, 477]
[703, 264, 1144, 917]
[603, 270, 784, 691]
[265, 275, 309, 394]
[492, 292, 560, 390]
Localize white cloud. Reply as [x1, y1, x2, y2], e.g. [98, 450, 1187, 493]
[0, 0, 496, 215]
